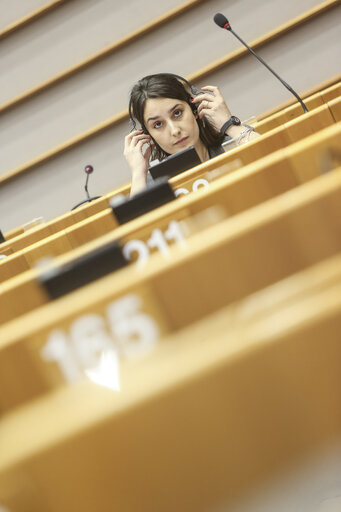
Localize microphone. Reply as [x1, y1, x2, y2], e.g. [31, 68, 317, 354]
[213, 13, 308, 113]
[84, 164, 94, 201]
[71, 164, 101, 210]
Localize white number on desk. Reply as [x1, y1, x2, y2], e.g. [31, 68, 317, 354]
[70, 314, 113, 369]
[123, 220, 186, 267]
[174, 178, 209, 197]
[42, 329, 83, 382]
[41, 293, 160, 383]
[147, 228, 171, 257]
[107, 295, 159, 358]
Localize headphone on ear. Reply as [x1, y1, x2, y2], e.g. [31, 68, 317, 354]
[128, 73, 201, 132]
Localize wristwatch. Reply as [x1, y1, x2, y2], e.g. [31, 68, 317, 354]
[220, 116, 241, 135]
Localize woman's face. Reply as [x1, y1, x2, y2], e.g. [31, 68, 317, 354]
[143, 97, 201, 155]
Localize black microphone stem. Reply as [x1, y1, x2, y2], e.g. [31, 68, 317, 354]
[230, 28, 308, 113]
[85, 173, 91, 200]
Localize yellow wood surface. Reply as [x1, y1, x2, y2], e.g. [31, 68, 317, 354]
[0, 265, 340, 511]
[0, 167, 340, 411]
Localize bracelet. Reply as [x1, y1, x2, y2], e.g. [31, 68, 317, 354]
[236, 125, 253, 145]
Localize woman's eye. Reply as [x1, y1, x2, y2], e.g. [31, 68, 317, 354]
[174, 109, 183, 118]
[153, 121, 162, 129]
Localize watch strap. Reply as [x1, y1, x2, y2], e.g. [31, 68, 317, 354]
[220, 116, 241, 135]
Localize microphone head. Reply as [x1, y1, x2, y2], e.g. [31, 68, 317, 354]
[84, 165, 94, 174]
[214, 13, 230, 29]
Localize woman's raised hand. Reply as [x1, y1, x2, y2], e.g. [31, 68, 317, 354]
[192, 85, 232, 132]
[124, 129, 152, 178]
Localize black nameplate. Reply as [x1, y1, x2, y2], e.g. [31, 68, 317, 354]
[149, 145, 201, 180]
[39, 241, 127, 299]
[111, 177, 175, 225]
[0, 230, 5, 243]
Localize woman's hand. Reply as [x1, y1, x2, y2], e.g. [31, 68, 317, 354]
[124, 129, 153, 196]
[192, 85, 232, 132]
[124, 129, 152, 178]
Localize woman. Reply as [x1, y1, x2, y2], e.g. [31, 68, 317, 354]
[124, 73, 259, 195]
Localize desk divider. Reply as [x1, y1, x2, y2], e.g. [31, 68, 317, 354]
[0, 253, 30, 281]
[319, 80, 341, 103]
[328, 95, 341, 122]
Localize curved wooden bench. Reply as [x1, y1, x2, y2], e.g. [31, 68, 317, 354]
[1, 107, 339, 280]
[0, 167, 340, 411]
[1, 93, 339, 256]
[0, 123, 340, 322]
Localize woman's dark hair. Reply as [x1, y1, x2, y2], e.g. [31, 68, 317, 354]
[129, 73, 225, 161]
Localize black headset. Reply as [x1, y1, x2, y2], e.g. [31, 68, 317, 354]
[128, 73, 202, 132]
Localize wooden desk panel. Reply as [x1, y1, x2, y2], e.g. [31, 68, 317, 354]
[0, 169, 340, 412]
[0, 275, 340, 512]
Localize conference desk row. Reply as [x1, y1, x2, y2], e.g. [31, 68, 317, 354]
[1, 79, 340, 257]
[0, 80, 340, 512]
[1, 102, 340, 283]
[0, 121, 340, 324]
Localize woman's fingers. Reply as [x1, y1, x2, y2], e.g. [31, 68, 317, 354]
[197, 99, 215, 115]
[191, 93, 214, 104]
[191, 85, 225, 106]
[143, 143, 152, 161]
[125, 129, 142, 141]
[125, 131, 150, 148]
[193, 85, 232, 126]
[124, 131, 151, 165]
[135, 139, 153, 163]
[125, 129, 148, 142]
[201, 85, 222, 98]
[197, 104, 211, 119]
[200, 85, 218, 92]
[131, 134, 150, 147]
[135, 138, 150, 148]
